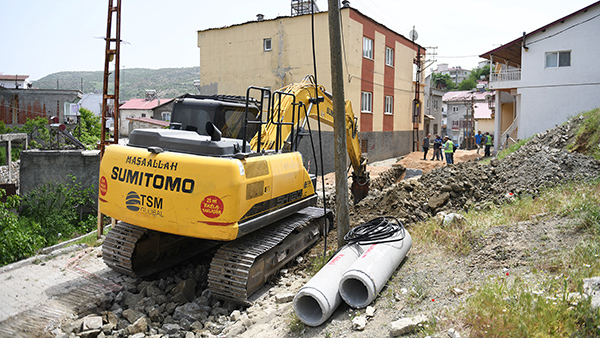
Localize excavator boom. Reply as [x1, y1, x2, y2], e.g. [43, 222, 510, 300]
[250, 76, 369, 203]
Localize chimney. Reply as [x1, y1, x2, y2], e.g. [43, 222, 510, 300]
[342, 0, 350, 7]
[257, 14, 264, 21]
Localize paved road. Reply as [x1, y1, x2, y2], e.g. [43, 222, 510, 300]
[0, 245, 132, 337]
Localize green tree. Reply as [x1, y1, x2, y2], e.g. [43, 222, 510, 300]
[13, 117, 52, 149]
[0, 121, 11, 134]
[458, 78, 477, 91]
[469, 64, 490, 82]
[75, 108, 102, 149]
[430, 73, 456, 91]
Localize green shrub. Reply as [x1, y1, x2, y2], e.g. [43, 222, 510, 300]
[12, 117, 52, 149]
[74, 108, 103, 149]
[18, 175, 97, 247]
[0, 191, 44, 265]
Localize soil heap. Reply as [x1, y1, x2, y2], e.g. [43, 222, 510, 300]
[353, 115, 600, 225]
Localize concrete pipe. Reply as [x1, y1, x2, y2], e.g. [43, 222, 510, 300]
[339, 229, 412, 308]
[293, 243, 366, 326]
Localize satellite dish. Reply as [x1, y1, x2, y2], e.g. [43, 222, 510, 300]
[409, 29, 418, 41]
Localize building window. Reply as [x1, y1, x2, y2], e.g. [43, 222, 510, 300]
[384, 95, 393, 114]
[452, 106, 459, 112]
[433, 123, 438, 134]
[385, 47, 394, 67]
[363, 37, 373, 59]
[361, 91, 372, 113]
[545, 51, 570, 68]
[264, 38, 272, 52]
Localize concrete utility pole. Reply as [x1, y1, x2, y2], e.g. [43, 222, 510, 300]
[328, 0, 350, 248]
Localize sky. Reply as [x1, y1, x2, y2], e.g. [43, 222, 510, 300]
[1, 0, 596, 81]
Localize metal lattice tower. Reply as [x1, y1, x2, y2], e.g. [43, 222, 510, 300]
[291, 0, 319, 16]
[100, 0, 121, 155]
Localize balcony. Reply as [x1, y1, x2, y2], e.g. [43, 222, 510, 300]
[490, 69, 521, 90]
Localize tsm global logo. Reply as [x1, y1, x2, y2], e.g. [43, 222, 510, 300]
[126, 191, 141, 211]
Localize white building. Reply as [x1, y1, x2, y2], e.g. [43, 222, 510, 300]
[480, 1, 600, 150]
[433, 64, 471, 86]
[0, 75, 31, 89]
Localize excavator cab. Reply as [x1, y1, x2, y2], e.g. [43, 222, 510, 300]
[170, 94, 261, 141]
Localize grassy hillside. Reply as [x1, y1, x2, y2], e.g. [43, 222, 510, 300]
[33, 67, 199, 101]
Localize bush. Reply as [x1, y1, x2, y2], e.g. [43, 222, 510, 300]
[18, 175, 97, 248]
[0, 191, 44, 265]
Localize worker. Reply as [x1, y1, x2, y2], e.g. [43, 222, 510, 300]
[484, 132, 493, 157]
[475, 131, 483, 154]
[442, 136, 454, 164]
[422, 134, 431, 160]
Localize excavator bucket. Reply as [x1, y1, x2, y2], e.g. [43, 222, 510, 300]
[351, 172, 370, 205]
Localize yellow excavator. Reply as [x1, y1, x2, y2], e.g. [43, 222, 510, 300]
[99, 75, 369, 303]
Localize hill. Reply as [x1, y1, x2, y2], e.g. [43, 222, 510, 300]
[33, 67, 199, 101]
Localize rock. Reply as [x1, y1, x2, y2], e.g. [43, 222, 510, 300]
[274, 293, 295, 304]
[452, 288, 464, 296]
[428, 192, 450, 210]
[162, 323, 181, 335]
[129, 333, 146, 338]
[583, 276, 600, 308]
[148, 306, 164, 323]
[171, 279, 196, 304]
[126, 316, 149, 335]
[443, 213, 464, 226]
[79, 329, 101, 338]
[124, 292, 145, 309]
[122, 308, 144, 324]
[145, 284, 164, 298]
[390, 314, 428, 336]
[230, 310, 242, 321]
[365, 306, 376, 318]
[448, 328, 461, 338]
[173, 302, 209, 322]
[165, 302, 178, 315]
[83, 316, 103, 330]
[352, 315, 367, 331]
[190, 321, 204, 332]
[62, 318, 84, 334]
[102, 311, 118, 327]
[100, 323, 115, 334]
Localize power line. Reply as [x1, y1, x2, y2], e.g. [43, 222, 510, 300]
[527, 12, 600, 46]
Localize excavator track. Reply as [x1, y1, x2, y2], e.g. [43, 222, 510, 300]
[208, 206, 332, 304]
[102, 222, 218, 277]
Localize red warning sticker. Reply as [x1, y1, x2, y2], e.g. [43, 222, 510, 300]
[201, 195, 224, 218]
[100, 176, 108, 196]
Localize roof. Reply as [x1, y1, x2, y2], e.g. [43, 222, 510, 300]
[0, 75, 29, 81]
[197, 6, 424, 51]
[479, 1, 600, 66]
[443, 90, 493, 103]
[125, 117, 170, 127]
[120, 98, 173, 110]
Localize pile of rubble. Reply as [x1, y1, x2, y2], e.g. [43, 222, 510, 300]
[57, 260, 250, 337]
[0, 160, 19, 185]
[353, 114, 600, 225]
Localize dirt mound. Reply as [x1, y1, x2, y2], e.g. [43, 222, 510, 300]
[352, 115, 600, 226]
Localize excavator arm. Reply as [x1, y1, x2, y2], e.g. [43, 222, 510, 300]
[250, 76, 370, 204]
